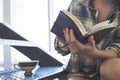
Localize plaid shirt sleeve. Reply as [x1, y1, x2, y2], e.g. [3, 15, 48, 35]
[106, 24, 120, 57]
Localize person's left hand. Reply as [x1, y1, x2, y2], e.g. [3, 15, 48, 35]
[63, 27, 98, 58]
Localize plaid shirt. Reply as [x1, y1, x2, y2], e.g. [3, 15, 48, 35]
[55, 0, 120, 79]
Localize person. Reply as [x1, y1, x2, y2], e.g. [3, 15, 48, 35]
[54, 0, 120, 80]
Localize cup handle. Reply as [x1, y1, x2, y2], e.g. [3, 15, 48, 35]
[14, 64, 20, 69]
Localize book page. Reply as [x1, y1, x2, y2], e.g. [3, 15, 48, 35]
[93, 20, 110, 28]
[86, 20, 115, 36]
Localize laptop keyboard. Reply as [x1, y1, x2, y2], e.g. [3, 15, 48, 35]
[0, 66, 63, 80]
[33, 66, 63, 79]
[0, 69, 25, 80]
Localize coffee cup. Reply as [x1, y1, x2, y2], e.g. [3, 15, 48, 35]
[14, 60, 39, 76]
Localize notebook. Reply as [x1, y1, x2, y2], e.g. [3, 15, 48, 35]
[0, 22, 68, 79]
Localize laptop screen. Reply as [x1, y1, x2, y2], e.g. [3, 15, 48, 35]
[0, 23, 63, 67]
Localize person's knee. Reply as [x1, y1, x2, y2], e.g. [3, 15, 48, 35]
[100, 58, 120, 79]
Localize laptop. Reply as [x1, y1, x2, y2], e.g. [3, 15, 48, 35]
[0, 22, 63, 67]
[0, 22, 69, 79]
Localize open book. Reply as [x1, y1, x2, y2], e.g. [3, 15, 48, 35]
[51, 10, 115, 44]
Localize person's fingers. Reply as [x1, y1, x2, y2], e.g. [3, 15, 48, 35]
[69, 29, 77, 42]
[63, 28, 70, 43]
[88, 35, 95, 47]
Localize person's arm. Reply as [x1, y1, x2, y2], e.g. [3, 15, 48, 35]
[89, 47, 117, 59]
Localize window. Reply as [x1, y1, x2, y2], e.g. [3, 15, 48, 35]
[10, 0, 49, 63]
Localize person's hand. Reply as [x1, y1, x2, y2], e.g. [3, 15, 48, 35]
[63, 27, 98, 58]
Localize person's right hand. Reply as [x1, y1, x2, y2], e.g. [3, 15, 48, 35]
[63, 27, 99, 58]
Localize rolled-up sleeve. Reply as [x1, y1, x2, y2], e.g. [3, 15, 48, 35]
[106, 25, 120, 57]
